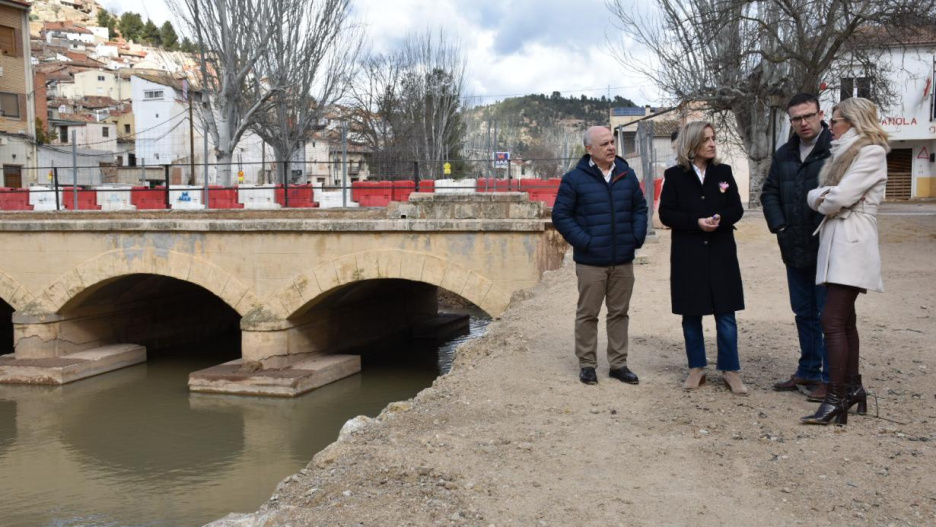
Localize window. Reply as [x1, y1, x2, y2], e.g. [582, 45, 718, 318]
[0, 92, 20, 118]
[124, 124, 130, 133]
[102, 126, 109, 138]
[0, 25, 15, 56]
[144, 90, 164, 100]
[97, 75, 105, 81]
[841, 77, 872, 101]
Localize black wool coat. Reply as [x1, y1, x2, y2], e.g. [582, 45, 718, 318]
[759, 126, 831, 268]
[659, 163, 745, 316]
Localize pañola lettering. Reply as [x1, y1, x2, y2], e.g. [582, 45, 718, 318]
[880, 117, 918, 126]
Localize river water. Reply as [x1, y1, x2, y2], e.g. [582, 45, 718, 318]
[0, 313, 488, 527]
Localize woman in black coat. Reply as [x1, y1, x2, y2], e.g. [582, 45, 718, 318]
[659, 121, 747, 395]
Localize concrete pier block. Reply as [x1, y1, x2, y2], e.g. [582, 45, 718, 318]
[0, 343, 146, 385]
[188, 354, 361, 397]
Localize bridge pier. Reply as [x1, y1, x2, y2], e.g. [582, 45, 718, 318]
[189, 280, 440, 397]
[0, 312, 146, 385]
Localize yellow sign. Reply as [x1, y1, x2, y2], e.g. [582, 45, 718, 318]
[238, 170, 244, 183]
[443, 162, 452, 175]
[48, 170, 54, 181]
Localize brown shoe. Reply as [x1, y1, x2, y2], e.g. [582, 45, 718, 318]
[773, 375, 821, 392]
[806, 383, 828, 402]
[683, 368, 707, 391]
[722, 371, 749, 396]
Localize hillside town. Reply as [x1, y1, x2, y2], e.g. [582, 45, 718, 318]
[1, 0, 381, 199]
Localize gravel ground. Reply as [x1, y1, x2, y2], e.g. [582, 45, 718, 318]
[207, 210, 936, 527]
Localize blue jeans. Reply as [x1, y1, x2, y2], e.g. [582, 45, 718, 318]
[681, 312, 740, 371]
[786, 265, 828, 382]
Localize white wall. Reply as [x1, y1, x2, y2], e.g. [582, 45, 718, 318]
[131, 76, 191, 168]
[820, 43, 936, 196]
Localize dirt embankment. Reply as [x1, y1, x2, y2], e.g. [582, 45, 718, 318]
[209, 212, 936, 527]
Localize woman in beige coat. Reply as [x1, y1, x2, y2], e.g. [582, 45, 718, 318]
[802, 97, 888, 425]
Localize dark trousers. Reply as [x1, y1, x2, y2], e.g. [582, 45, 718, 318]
[681, 312, 740, 371]
[786, 265, 828, 382]
[821, 284, 862, 386]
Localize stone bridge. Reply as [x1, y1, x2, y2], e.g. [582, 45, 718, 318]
[0, 194, 567, 396]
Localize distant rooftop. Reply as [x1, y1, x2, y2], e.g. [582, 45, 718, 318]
[612, 107, 664, 117]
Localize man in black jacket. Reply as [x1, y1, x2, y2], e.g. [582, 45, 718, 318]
[760, 93, 831, 395]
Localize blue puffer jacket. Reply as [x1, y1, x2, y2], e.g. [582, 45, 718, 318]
[552, 155, 648, 266]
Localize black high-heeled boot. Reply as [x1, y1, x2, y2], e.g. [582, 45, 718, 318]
[801, 383, 849, 425]
[847, 374, 867, 415]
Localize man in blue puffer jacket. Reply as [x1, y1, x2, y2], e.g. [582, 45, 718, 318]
[552, 126, 648, 386]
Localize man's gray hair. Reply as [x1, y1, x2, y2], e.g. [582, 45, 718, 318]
[583, 129, 592, 147]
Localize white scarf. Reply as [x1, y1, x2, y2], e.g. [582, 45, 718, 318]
[828, 128, 859, 160]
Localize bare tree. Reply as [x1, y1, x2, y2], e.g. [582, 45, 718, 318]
[350, 30, 468, 179]
[168, 0, 281, 185]
[400, 32, 468, 179]
[347, 53, 412, 178]
[607, 0, 936, 205]
[248, 0, 361, 184]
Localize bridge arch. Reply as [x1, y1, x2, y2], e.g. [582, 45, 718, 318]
[0, 268, 37, 313]
[39, 249, 262, 316]
[269, 249, 513, 320]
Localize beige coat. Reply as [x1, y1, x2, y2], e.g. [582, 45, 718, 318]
[807, 133, 887, 292]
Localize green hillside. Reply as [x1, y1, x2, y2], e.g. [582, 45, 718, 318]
[464, 92, 638, 160]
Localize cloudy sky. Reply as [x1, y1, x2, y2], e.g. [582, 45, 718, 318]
[103, 0, 660, 105]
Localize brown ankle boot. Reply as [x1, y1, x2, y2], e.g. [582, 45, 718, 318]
[806, 383, 828, 402]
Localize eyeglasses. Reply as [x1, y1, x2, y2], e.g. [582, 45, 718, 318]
[829, 118, 846, 127]
[789, 112, 819, 124]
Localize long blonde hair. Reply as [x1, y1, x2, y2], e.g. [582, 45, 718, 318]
[833, 97, 890, 148]
[676, 121, 720, 170]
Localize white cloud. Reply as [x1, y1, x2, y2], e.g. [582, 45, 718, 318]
[103, 0, 660, 104]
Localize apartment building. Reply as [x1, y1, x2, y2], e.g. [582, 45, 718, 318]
[0, 0, 35, 187]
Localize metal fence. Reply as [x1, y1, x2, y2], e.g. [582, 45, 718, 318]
[2, 145, 668, 213]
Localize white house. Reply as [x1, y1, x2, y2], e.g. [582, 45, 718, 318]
[59, 69, 132, 101]
[131, 74, 195, 169]
[86, 26, 109, 43]
[91, 43, 120, 64]
[819, 27, 936, 199]
[50, 116, 117, 154]
[44, 25, 95, 45]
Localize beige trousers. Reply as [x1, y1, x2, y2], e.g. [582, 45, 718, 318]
[575, 263, 635, 370]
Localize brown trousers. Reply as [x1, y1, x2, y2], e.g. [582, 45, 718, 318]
[575, 263, 635, 370]
[822, 283, 862, 385]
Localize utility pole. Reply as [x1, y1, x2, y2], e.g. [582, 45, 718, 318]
[71, 131, 78, 210]
[341, 121, 348, 207]
[485, 121, 491, 179]
[187, 80, 195, 185]
[493, 120, 499, 179]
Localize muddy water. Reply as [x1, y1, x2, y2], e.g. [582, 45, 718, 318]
[0, 314, 487, 527]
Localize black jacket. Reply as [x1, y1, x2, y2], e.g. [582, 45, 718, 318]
[552, 155, 648, 267]
[659, 163, 745, 316]
[760, 126, 831, 268]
